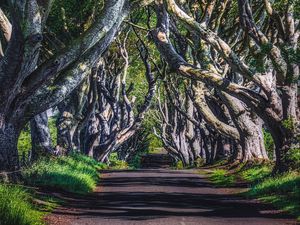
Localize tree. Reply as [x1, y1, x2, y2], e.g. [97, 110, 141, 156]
[0, 0, 152, 172]
[151, 0, 298, 172]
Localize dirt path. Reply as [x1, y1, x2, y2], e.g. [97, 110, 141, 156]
[45, 169, 298, 225]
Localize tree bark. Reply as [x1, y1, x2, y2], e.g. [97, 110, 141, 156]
[30, 111, 54, 160]
[0, 123, 20, 172]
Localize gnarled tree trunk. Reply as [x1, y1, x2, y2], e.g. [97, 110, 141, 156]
[0, 122, 20, 172]
[30, 111, 54, 160]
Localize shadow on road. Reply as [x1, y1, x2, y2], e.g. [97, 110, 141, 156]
[43, 169, 296, 224]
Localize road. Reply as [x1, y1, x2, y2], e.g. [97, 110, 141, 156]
[45, 169, 298, 225]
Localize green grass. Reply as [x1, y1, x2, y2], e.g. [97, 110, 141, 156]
[23, 154, 106, 193]
[209, 169, 235, 187]
[208, 162, 300, 221]
[247, 172, 300, 220]
[0, 154, 106, 224]
[0, 184, 44, 225]
[239, 164, 272, 182]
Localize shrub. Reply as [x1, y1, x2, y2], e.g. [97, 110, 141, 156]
[263, 129, 274, 159]
[0, 184, 43, 225]
[18, 117, 58, 155]
[174, 160, 184, 170]
[109, 153, 129, 169]
[18, 124, 32, 156]
[286, 148, 300, 170]
[128, 151, 143, 169]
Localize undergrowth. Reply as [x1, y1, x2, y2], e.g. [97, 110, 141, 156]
[0, 184, 43, 225]
[109, 153, 130, 169]
[209, 169, 235, 187]
[23, 153, 106, 193]
[208, 162, 300, 220]
[248, 171, 300, 220]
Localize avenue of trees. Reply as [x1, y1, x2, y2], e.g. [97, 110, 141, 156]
[0, 0, 299, 176]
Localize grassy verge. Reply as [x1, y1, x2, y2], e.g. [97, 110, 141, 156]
[247, 171, 300, 220]
[209, 169, 236, 187]
[207, 163, 300, 220]
[23, 153, 107, 194]
[0, 184, 44, 225]
[1, 153, 102, 225]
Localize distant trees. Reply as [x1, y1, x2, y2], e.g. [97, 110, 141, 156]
[151, 0, 299, 172]
[46, 25, 157, 161]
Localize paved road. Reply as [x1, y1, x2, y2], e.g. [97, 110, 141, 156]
[46, 169, 298, 225]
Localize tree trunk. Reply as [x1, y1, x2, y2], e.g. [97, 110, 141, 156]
[56, 111, 74, 154]
[30, 111, 53, 160]
[240, 117, 268, 161]
[0, 123, 20, 172]
[270, 124, 297, 173]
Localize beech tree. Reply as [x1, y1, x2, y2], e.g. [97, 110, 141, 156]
[151, 0, 299, 172]
[0, 0, 298, 174]
[0, 0, 153, 172]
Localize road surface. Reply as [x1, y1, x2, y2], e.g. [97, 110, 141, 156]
[45, 169, 298, 225]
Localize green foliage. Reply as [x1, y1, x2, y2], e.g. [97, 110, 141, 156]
[128, 151, 144, 169]
[248, 43, 272, 73]
[286, 148, 300, 170]
[209, 169, 235, 187]
[48, 117, 57, 146]
[23, 154, 104, 193]
[263, 129, 275, 159]
[273, 0, 300, 19]
[18, 117, 58, 155]
[248, 172, 300, 220]
[148, 134, 163, 152]
[174, 160, 184, 170]
[47, 0, 103, 42]
[194, 158, 206, 168]
[0, 184, 44, 225]
[109, 153, 129, 169]
[18, 124, 32, 155]
[282, 116, 295, 130]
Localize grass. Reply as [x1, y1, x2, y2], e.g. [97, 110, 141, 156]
[0, 184, 44, 225]
[207, 162, 300, 220]
[248, 172, 300, 220]
[0, 153, 106, 225]
[209, 169, 235, 187]
[23, 153, 107, 194]
[239, 164, 271, 182]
